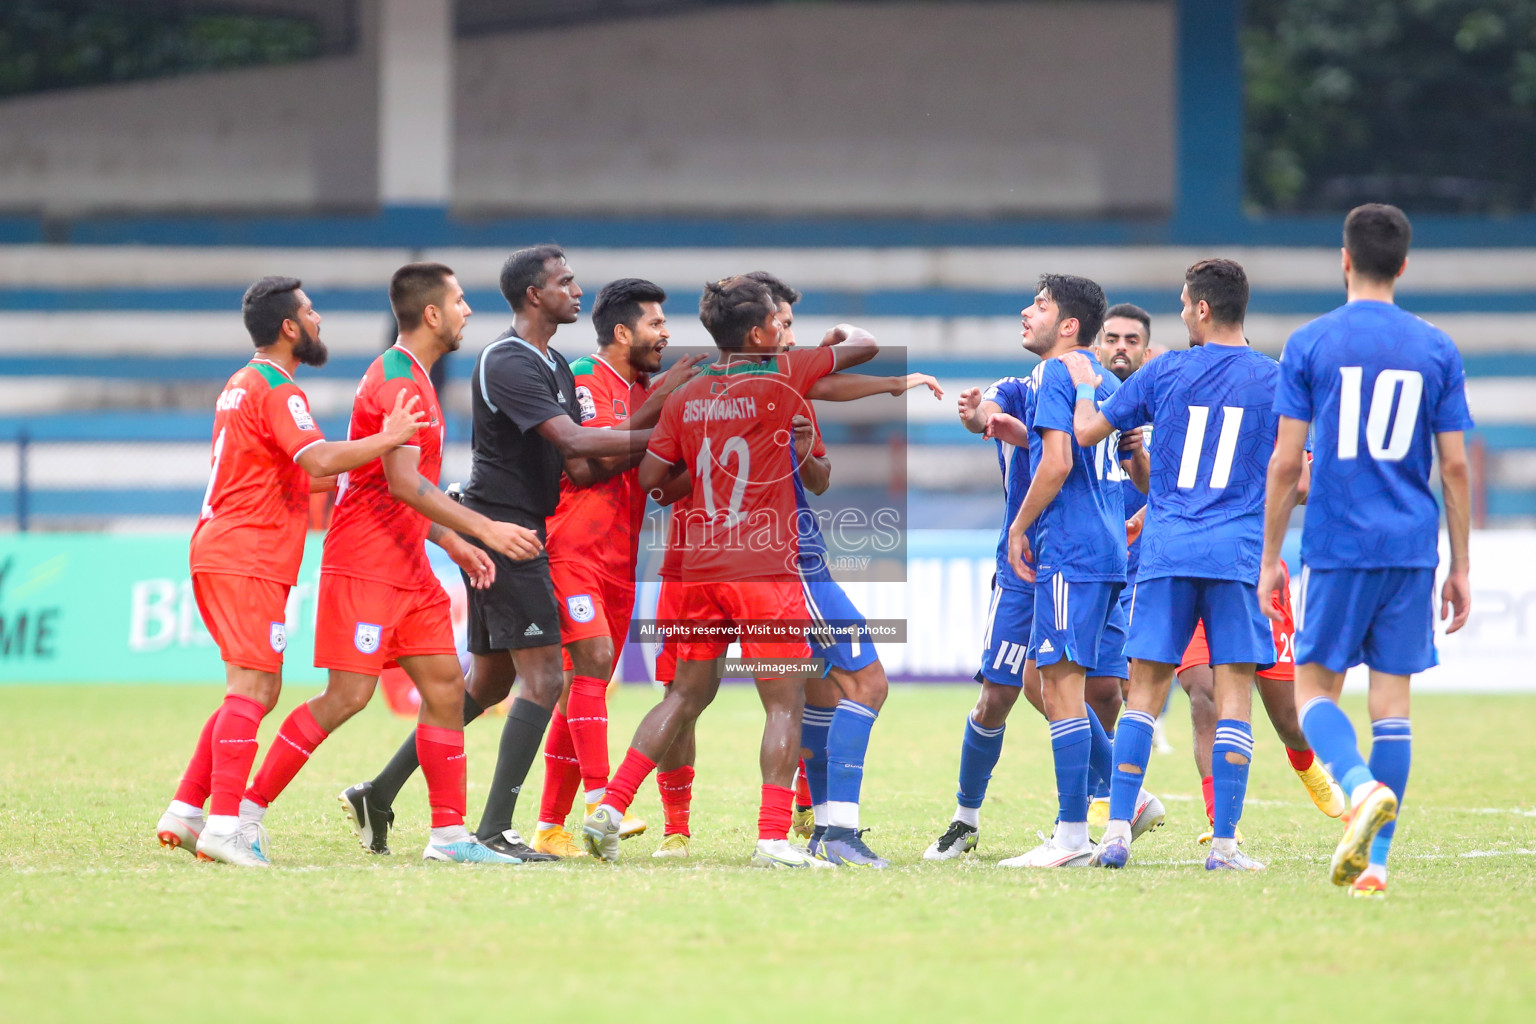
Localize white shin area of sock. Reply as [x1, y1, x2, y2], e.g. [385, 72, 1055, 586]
[954, 804, 980, 828]
[1054, 820, 1089, 849]
[206, 814, 239, 836]
[169, 800, 203, 820]
[431, 824, 472, 844]
[826, 801, 859, 829]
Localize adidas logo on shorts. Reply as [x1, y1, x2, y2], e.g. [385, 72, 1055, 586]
[1039, 639, 1054, 653]
[523, 623, 543, 637]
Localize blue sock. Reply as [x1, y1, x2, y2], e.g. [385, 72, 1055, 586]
[1367, 718, 1412, 867]
[1049, 716, 1092, 825]
[1085, 705, 1114, 800]
[1211, 719, 1254, 841]
[800, 704, 834, 815]
[956, 713, 1006, 821]
[1109, 710, 1154, 823]
[825, 700, 878, 829]
[1299, 696, 1374, 795]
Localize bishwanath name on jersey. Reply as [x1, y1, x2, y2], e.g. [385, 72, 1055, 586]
[682, 395, 759, 423]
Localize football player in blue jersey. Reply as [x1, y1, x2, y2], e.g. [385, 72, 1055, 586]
[1260, 205, 1473, 897]
[1063, 259, 1293, 871]
[963, 274, 1158, 869]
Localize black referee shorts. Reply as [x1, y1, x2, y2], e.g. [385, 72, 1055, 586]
[463, 544, 562, 653]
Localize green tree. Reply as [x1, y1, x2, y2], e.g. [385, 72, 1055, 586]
[1245, 0, 1536, 213]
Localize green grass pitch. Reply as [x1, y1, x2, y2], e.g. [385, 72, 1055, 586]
[2, 684, 1533, 1023]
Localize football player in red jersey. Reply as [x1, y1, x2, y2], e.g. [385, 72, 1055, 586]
[157, 276, 434, 866]
[234, 263, 542, 867]
[581, 275, 878, 867]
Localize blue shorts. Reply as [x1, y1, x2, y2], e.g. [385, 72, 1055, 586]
[1029, 576, 1123, 673]
[1296, 567, 1437, 675]
[977, 582, 1034, 687]
[1126, 576, 1274, 668]
[1094, 599, 1129, 680]
[801, 576, 880, 677]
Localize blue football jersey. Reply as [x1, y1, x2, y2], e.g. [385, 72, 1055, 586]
[1029, 352, 1127, 583]
[1102, 344, 1279, 583]
[982, 376, 1037, 592]
[1274, 300, 1474, 569]
[1122, 427, 1150, 583]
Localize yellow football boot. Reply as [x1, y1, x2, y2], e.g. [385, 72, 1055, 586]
[1296, 759, 1347, 818]
[652, 833, 691, 859]
[532, 825, 589, 858]
[1351, 868, 1388, 899]
[1331, 783, 1398, 886]
[1087, 797, 1111, 829]
[1197, 823, 1244, 846]
[792, 805, 815, 839]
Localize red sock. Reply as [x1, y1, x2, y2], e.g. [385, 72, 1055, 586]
[1201, 774, 1215, 824]
[603, 747, 657, 815]
[244, 701, 328, 808]
[794, 758, 813, 808]
[209, 695, 265, 817]
[416, 724, 467, 828]
[537, 711, 583, 826]
[657, 766, 695, 837]
[173, 708, 220, 808]
[566, 675, 611, 793]
[1286, 746, 1315, 771]
[758, 783, 794, 841]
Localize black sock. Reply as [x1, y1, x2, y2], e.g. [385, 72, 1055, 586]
[371, 691, 486, 809]
[475, 697, 551, 841]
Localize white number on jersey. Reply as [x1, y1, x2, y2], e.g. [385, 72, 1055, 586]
[1338, 367, 1424, 461]
[696, 435, 750, 526]
[1176, 406, 1245, 489]
[1094, 430, 1127, 481]
[200, 427, 227, 519]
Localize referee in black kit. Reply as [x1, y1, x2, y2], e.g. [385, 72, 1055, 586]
[343, 245, 655, 861]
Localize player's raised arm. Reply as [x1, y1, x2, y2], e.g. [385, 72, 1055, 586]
[1060, 351, 1116, 447]
[1435, 430, 1472, 633]
[957, 386, 1002, 434]
[536, 412, 651, 459]
[381, 445, 542, 561]
[1258, 415, 1310, 619]
[294, 389, 429, 478]
[618, 352, 708, 430]
[806, 371, 944, 402]
[818, 323, 879, 371]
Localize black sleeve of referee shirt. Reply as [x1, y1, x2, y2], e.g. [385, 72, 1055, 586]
[484, 346, 571, 434]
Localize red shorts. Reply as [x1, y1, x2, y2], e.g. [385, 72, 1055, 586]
[313, 573, 457, 676]
[654, 579, 683, 683]
[192, 572, 289, 673]
[551, 559, 635, 671]
[674, 580, 811, 662]
[1178, 577, 1296, 682]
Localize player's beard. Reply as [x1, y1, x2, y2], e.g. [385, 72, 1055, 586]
[293, 324, 328, 367]
[439, 320, 462, 353]
[1023, 320, 1059, 357]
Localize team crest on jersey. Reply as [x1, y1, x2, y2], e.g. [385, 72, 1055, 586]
[575, 385, 597, 423]
[612, 398, 628, 418]
[354, 622, 382, 654]
[269, 622, 287, 653]
[287, 394, 316, 431]
[566, 594, 596, 624]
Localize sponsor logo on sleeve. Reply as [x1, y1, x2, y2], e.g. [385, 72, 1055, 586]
[354, 622, 382, 654]
[288, 394, 317, 431]
[575, 385, 596, 423]
[567, 594, 596, 623]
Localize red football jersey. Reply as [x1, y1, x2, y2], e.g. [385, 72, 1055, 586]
[321, 346, 444, 590]
[647, 348, 836, 582]
[190, 358, 325, 585]
[546, 354, 651, 581]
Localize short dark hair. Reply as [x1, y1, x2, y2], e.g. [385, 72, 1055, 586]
[1344, 204, 1412, 282]
[699, 276, 776, 350]
[242, 276, 303, 347]
[1038, 273, 1107, 346]
[745, 270, 801, 307]
[499, 244, 567, 310]
[1103, 302, 1152, 339]
[592, 278, 668, 346]
[1184, 259, 1249, 326]
[389, 262, 455, 331]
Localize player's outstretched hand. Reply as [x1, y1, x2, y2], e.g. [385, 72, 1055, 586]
[957, 386, 983, 425]
[983, 411, 1029, 447]
[1441, 568, 1471, 634]
[791, 414, 816, 460]
[656, 352, 709, 395]
[381, 391, 428, 444]
[819, 323, 875, 347]
[1061, 350, 1102, 389]
[896, 373, 944, 399]
[481, 521, 543, 561]
[1007, 520, 1036, 583]
[1257, 561, 1286, 622]
[443, 534, 496, 589]
[1118, 426, 1144, 455]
